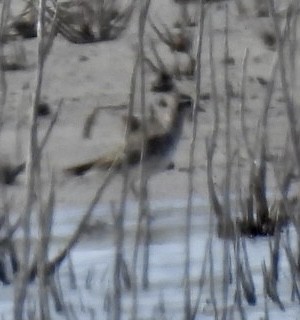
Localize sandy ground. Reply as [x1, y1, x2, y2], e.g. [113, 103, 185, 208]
[1, 0, 300, 318]
[2, 0, 298, 216]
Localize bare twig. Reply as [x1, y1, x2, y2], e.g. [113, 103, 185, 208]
[206, 10, 223, 219]
[138, 1, 151, 284]
[37, 166, 116, 279]
[184, 1, 205, 319]
[267, 0, 300, 171]
[191, 236, 209, 320]
[14, 0, 48, 317]
[240, 238, 256, 305]
[222, 4, 232, 318]
[37, 173, 55, 319]
[0, 0, 10, 133]
[208, 212, 219, 320]
[284, 230, 300, 302]
[262, 259, 285, 310]
[39, 99, 63, 153]
[234, 233, 246, 320]
[240, 48, 254, 160]
[131, 2, 151, 319]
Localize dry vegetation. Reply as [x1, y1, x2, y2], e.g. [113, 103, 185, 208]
[0, 0, 300, 319]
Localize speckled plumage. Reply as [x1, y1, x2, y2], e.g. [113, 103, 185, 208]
[65, 94, 193, 181]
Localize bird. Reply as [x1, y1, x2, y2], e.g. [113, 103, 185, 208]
[121, 102, 168, 135]
[64, 93, 193, 193]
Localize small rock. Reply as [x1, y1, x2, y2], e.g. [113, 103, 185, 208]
[37, 102, 51, 117]
[256, 76, 268, 86]
[79, 55, 89, 62]
[222, 56, 235, 65]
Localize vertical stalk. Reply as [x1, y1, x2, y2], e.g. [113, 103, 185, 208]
[222, 4, 231, 320]
[223, 2, 232, 221]
[112, 42, 139, 320]
[131, 2, 151, 319]
[267, 0, 300, 171]
[142, 185, 150, 289]
[37, 174, 55, 320]
[14, 0, 46, 319]
[184, 1, 204, 319]
[287, 1, 298, 99]
[208, 211, 218, 320]
[139, 0, 152, 291]
[0, 0, 9, 133]
[206, 10, 223, 223]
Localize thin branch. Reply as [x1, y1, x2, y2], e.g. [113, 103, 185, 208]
[184, 1, 205, 319]
[240, 48, 254, 160]
[14, 0, 48, 317]
[131, 2, 151, 319]
[39, 99, 63, 153]
[206, 9, 223, 219]
[267, 0, 300, 170]
[114, 47, 139, 320]
[40, 166, 116, 278]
